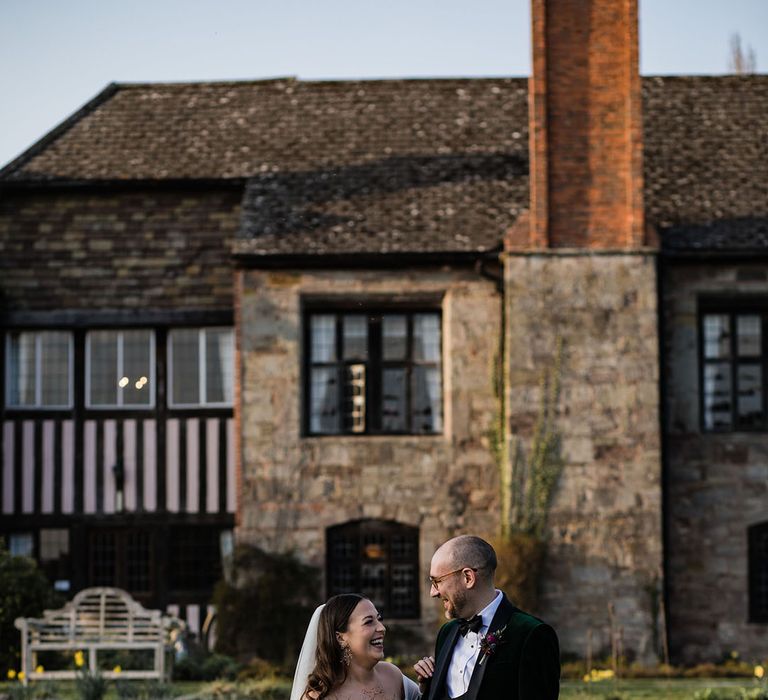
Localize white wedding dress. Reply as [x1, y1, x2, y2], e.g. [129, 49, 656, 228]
[402, 675, 421, 699]
[291, 605, 422, 700]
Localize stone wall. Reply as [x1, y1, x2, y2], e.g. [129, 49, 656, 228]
[236, 266, 501, 628]
[505, 252, 663, 662]
[0, 187, 241, 311]
[663, 261, 768, 663]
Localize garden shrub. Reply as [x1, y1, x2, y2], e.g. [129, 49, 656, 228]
[173, 649, 239, 681]
[212, 545, 319, 669]
[115, 679, 175, 700]
[236, 657, 284, 682]
[74, 667, 109, 700]
[0, 541, 61, 672]
[7, 681, 58, 700]
[685, 661, 755, 678]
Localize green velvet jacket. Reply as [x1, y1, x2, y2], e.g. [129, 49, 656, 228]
[425, 594, 560, 700]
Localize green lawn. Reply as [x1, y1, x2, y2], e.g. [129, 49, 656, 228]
[562, 678, 764, 699]
[2, 678, 766, 700]
[0, 681, 206, 700]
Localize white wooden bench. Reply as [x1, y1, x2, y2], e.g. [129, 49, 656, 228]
[15, 587, 182, 684]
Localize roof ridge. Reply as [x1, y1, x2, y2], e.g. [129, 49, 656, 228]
[109, 75, 525, 89]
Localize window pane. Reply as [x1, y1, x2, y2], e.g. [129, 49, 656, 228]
[310, 367, 339, 433]
[311, 315, 336, 362]
[413, 314, 441, 361]
[703, 314, 730, 359]
[89, 331, 117, 406]
[90, 531, 116, 586]
[343, 363, 366, 433]
[122, 330, 152, 406]
[171, 329, 200, 405]
[9, 533, 34, 557]
[40, 332, 71, 406]
[343, 315, 368, 360]
[40, 529, 69, 561]
[126, 531, 152, 594]
[411, 366, 442, 433]
[382, 368, 407, 432]
[169, 527, 222, 592]
[360, 561, 387, 612]
[206, 329, 234, 404]
[383, 315, 407, 360]
[737, 315, 761, 357]
[737, 364, 763, 426]
[7, 333, 36, 406]
[703, 362, 732, 430]
[391, 563, 418, 617]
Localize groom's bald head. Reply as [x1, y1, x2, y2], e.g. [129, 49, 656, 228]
[437, 535, 497, 585]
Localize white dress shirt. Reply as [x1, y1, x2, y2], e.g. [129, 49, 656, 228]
[446, 590, 503, 698]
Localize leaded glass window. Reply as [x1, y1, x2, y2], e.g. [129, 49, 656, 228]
[168, 327, 234, 407]
[305, 309, 442, 435]
[86, 330, 154, 408]
[701, 308, 767, 431]
[327, 520, 419, 619]
[6, 331, 73, 408]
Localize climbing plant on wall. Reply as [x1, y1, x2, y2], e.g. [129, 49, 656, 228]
[489, 334, 565, 612]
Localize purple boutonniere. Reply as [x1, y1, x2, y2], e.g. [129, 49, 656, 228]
[478, 624, 507, 665]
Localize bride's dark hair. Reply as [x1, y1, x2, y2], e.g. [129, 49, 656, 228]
[304, 593, 366, 699]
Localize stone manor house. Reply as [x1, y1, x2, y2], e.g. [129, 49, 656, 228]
[1, 0, 767, 665]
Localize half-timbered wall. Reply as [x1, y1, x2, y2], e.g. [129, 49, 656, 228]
[1, 416, 235, 517]
[0, 320, 236, 627]
[0, 185, 241, 633]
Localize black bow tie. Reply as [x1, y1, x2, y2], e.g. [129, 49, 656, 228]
[458, 614, 483, 636]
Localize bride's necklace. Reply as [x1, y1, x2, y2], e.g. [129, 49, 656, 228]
[360, 684, 387, 699]
[337, 680, 394, 700]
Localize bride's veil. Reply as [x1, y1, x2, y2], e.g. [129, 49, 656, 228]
[290, 604, 325, 700]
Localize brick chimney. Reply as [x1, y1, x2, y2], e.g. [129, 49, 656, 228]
[525, 0, 644, 249]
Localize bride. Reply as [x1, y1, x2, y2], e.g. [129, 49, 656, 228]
[290, 594, 422, 700]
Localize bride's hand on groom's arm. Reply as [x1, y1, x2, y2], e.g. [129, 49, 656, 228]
[413, 655, 435, 690]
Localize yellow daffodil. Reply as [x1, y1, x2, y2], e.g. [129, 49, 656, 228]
[18, 672, 25, 681]
[113, 665, 122, 674]
[584, 668, 615, 682]
[74, 650, 85, 668]
[35, 665, 44, 674]
[7, 669, 16, 680]
[756, 665, 765, 679]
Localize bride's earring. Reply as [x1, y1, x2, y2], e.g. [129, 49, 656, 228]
[339, 639, 352, 667]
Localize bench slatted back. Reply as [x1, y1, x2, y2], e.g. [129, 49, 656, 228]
[27, 587, 165, 644]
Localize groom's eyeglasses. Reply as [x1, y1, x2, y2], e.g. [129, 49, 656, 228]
[427, 567, 477, 588]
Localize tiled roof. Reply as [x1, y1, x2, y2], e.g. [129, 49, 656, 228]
[642, 76, 768, 253]
[2, 75, 766, 254]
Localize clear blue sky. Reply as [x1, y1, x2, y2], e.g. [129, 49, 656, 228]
[1, 0, 765, 168]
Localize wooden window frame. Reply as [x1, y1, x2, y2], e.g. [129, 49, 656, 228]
[87, 527, 156, 600]
[5, 330, 74, 410]
[326, 519, 420, 620]
[168, 525, 226, 595]
[699, 299, 768, 433]
[303, 307, 443, 436]
[85, 329, 157, 410]
[167, 327, 234, 409]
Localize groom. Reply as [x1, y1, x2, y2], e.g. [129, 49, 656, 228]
[414, 535, 560, 700]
